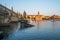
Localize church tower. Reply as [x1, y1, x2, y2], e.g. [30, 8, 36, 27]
[37, 11, 40, 15]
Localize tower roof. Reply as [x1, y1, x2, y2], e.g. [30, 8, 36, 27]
[37, 11, 40, 15]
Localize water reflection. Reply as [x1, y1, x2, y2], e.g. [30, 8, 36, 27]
[2, 21, 60, 40]
[35, 20, 42, 29]
[0, 23, 19, 40]
[0, 20, 34, 40]
[20, 20, 34, 29]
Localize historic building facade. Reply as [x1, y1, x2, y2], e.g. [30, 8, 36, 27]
[26, 12, 43, 21]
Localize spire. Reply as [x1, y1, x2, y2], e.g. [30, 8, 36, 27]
[23, 11, 26, 14]
[38, 11, 40, 15]
[11, 6, 13, 11]
[23, 10, 27, 16]
[23, 10, 27, 19]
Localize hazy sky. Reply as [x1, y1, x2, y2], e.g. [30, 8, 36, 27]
[0, 0, 60, 16]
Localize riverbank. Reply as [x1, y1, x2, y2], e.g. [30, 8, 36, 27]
[0, 20, 34, 40]
[2, 20, 60, 40]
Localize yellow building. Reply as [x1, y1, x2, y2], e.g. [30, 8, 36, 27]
[53, 15, 60, 20]
[26, 11, 43, 21]
[35, 11, 42, 21]
[44, 16, 50, 20]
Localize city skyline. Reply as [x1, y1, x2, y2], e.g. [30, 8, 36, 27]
[0, 0, 60, 16]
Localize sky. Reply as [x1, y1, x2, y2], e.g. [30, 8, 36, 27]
[0, 0, 60, 16]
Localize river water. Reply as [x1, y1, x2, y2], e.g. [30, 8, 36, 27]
[3, 20, 60, 40]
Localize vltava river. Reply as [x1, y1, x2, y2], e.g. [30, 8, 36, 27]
[4, 20, 60, 40]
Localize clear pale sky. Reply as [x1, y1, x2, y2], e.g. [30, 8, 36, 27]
[0, 0, 60, 16]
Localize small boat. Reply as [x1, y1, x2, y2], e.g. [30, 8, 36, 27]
[20, 19, 34, 29]
[51, 20, 55, 22]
